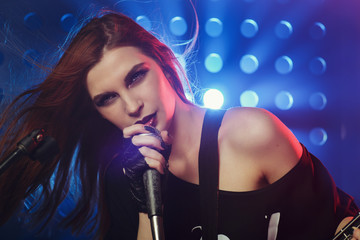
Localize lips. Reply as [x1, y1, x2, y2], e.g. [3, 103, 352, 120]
[135, 112, 157, 126]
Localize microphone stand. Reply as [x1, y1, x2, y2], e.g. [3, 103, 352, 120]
[143, 169, 165, 240]
[0, 129, 59, 177]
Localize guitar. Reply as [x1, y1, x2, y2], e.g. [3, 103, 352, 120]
[333, 212, 360, 240]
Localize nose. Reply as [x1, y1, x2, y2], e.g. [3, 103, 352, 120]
[124, 96, 144, 117]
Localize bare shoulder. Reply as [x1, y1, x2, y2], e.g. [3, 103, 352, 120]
[219, 107, 303, 183]
[219, 107, 289, 149]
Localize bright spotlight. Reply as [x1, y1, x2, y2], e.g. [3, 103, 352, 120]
[275, 56, 293, 74]
[275, 20, 293, 39]
[60, 13, 78, 32]
[169, 16, 187, 36]
[203, 89, 224, 109]
[136, 15, 152, 31]
[309, 128, 328, 146]
[240, 90, 259, 107]
[309, 57, 326, 75]
[309, 92, 327, 110]
[240, 19, 258, 38]
[205, 53, 223, 73]
[310, 22, 326, 40]
[275, 91, 294, 110]
[24, 12, 42, 30]
[240, 54, 259, 74]
[205, 18, 223, 37]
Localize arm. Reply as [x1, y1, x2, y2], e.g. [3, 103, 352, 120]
[137, 213, 152, 240]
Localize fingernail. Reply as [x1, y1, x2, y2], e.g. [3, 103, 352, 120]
[144, 125, 159, 135]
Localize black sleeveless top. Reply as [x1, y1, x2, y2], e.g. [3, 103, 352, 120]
[104, 109, 358, 240]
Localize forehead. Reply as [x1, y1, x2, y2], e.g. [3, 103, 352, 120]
[86, 46, 152, 93]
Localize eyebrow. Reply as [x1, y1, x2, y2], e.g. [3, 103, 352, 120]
[124, 62, 147, 84]
[92, 62, 147, 103]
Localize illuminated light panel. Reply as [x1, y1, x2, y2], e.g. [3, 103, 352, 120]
[240, 19, 258, 38]
[275, 56, 293, 74]
[136, 15, 152, 31]
[240, 90, 259, 107]
[309, 22, 326, 40]
[24, 12, 42, 30]
[309, 128, 328, 146]
[169, 16, 187, 36]
[60, 13, 78, 32]
[240, 54, 259, 74]
[275, 91, 294, 110]
[205, 53, 223, 73]
[203, 89, 224, 109]
[309, 57, 326, 75]
[205, 18, 223, 37]
[275, 20, 293, 39]
[309, 92, 327, 110]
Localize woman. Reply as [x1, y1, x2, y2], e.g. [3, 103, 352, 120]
[0, 11, 359, 240]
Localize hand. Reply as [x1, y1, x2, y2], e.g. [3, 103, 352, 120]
[352, 227, 360, 240]
[122, 124, 172, 212]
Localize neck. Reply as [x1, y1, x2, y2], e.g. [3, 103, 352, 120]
[168, 99, 206, 160]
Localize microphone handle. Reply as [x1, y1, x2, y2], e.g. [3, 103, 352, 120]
[143, 168, 165, 240]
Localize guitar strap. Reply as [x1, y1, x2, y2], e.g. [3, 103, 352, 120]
[199, 109, 226, 240]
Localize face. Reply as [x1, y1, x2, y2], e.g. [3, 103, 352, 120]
[86, 46, 177, 131]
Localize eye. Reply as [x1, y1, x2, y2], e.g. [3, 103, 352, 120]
[126, 69, 149, 87]
[94, 93, 117, 107]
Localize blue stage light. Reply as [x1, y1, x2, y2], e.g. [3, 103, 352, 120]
[240, 90, 259, 107]
[275, 56, 293, 74]
[275, 91, 293, 110]
[205, 18, 223, 37]
[23, 49, 40, 67]
[240, 54, 259, 74]
[24, 12, 42, 30]
[60, 13, 78, 32]
[169, 16, 187, 36]
[309, 128, 328, 146]
[203, 89, 224, 109]
[309, 22, 326, 40]
[240, 19, 258, 38]
[275, 20, 293, 39]
[309, 57, 326, 75]
[136, 15, 152, 31]
[205, 53, 223, 73]
[309, 92, 327, 110]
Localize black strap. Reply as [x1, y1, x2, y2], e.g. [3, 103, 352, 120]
[198, 109, 226, 240]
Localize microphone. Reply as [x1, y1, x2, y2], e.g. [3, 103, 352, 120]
[143, 168, 165, 240]
[139, 126, 169, 240]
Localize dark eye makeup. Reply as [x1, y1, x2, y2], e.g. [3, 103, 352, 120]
[93, 63, 150, 107]
[94, 93, 118, 107]
[125, 68, 149, 87]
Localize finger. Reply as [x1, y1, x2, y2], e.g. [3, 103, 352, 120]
[139, 147, 166, 174]
[161, 130, 173, 145]
[132, 134, 164, 150]
[138, 147, 166, 166]
[123, 124, 148, 138]
[353, 227, 360, 239]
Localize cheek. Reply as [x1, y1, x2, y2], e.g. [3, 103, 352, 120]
[96, 106, 127, 130]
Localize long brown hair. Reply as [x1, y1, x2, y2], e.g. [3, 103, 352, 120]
[0, 11, 192, 238]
